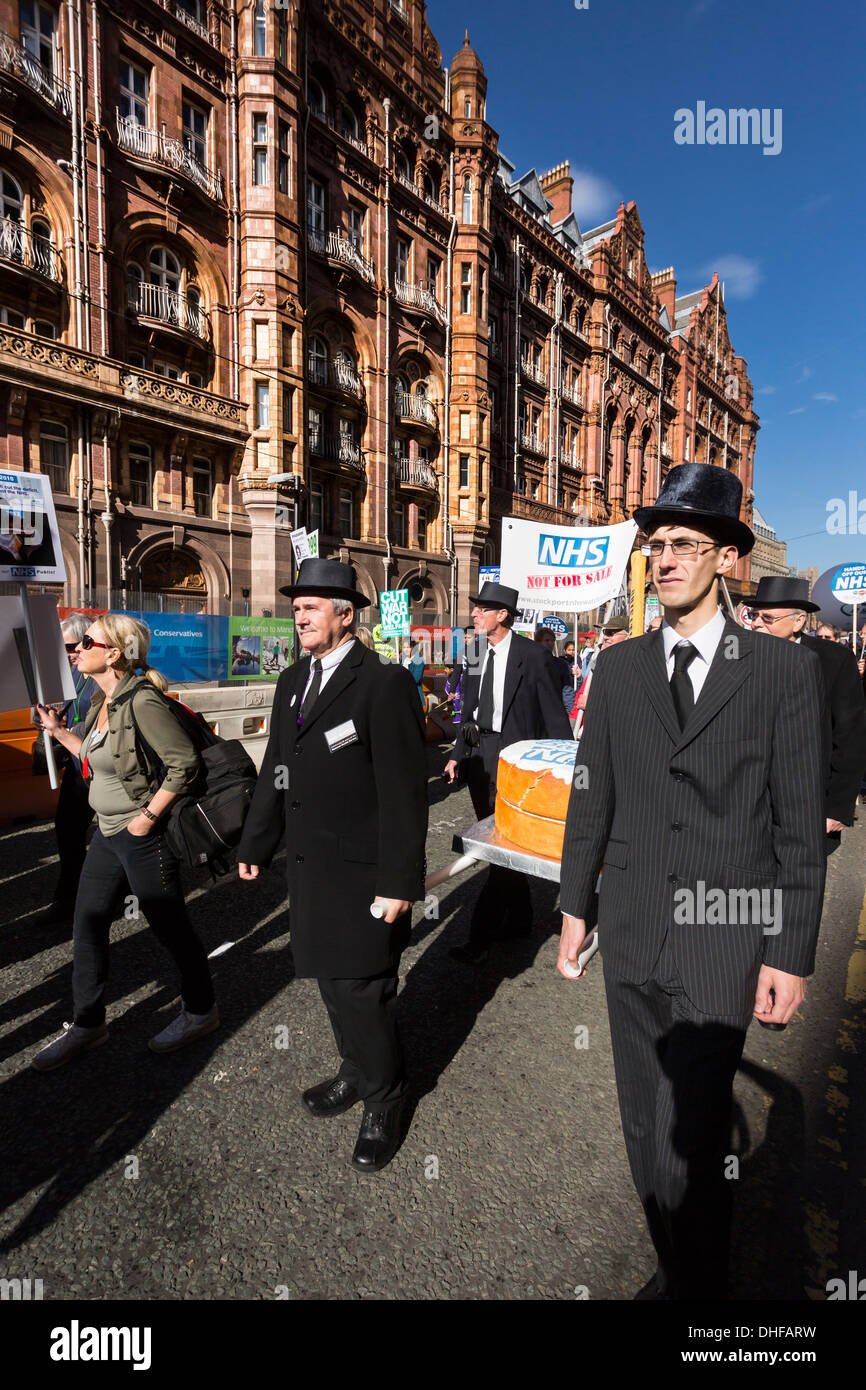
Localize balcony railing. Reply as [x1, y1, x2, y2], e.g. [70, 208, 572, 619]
[309, 433, 364, 472]
[128, 280, 210, 341]
[0, 31, 71, 116]
[310, 108, 370, 158]
[172, 2, 210, 43]
[558, 449, 584, 471]
[520, 357, 548, 387]
[396, 459, 438, 492]
[308, 228, 375, 284]
[661, 444, 673, 459]
[394, 390, 438, 429]
[559, 380, 584, 407]
[306, 357, 364, 399]
[116, 112, 224, 201]
[521, 431, 545, 456]
[394, 279, 446, 323]
[491, 487, 574, 526]
[0, 217, 61, 282]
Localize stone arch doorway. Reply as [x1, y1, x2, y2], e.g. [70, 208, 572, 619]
[139, 546, 208, 612]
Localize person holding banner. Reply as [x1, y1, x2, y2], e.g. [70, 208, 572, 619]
[31, 616, 218, 1070]
[444, 581, 573, 965]
[558, 463, 826, 1300]
[236, 559, 428, 1173]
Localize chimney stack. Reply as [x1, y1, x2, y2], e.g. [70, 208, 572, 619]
[540, 161, 573, 224]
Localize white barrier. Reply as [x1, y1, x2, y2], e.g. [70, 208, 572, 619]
[170, 684, 275, 769]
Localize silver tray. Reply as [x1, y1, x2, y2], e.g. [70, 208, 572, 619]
[451, 815, 563, 883]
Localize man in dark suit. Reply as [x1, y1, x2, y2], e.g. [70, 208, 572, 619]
[558, 464, 826, 1300]
[444, 581, 573, 965]
[236, 560, 428, 1172]
[748, 576, 866, 855]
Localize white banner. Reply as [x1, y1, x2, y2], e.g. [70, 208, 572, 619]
[500, 517, 638, 614]
[0, 468, 66, 584]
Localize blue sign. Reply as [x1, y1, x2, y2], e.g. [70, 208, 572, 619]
[479, 566, 501, 585]
[831, 563, 866, 599]
[540, 615, 569, 637]
[537, 534, 609, 569]
[127, 613, 230, 683]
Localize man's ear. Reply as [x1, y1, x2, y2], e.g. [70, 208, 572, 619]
[715, 544, 739, 577]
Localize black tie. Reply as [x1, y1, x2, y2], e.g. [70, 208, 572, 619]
[670, 641, 697, 730]
[477, 647, 495, 731]
[298, 657, 322, 728]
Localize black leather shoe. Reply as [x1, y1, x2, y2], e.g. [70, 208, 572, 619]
[449, 943, 490, 966]
[301, 1076, 361, 1118]
[633, 1272, 670, 1300]
[350, 1103, 405, 1173]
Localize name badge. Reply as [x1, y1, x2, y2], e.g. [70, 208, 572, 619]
[325, 719, 358, 752]
[289, 693, 297, 708]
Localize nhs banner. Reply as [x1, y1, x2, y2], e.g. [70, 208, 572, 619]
[500, 517, 638, 613]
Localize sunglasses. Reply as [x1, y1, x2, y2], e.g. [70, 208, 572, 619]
[78, 634, 110, 650]
[744, 609, 795, 626]
[64, 642, 79, 653]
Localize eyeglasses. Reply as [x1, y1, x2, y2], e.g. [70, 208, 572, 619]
[744, 609, 796, 626]
[644, 539, 722, 558]
[78, 634, 109, 650]
[64, 642, 79, 653]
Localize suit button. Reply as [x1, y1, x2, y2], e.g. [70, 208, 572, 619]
[668, 873, 678, 884]
[671, 823, 682, 833]
[671, 771, 685, 782]
[294, 746, 302, 756]
[291, 800, 300, 810]
[295, 854, 304, 863]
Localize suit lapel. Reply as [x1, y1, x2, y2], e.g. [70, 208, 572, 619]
[297, 641, 363, 737]
[633, 630, 681, 745]
[501, 634, 524, 725]
[673, 617, 752, 751]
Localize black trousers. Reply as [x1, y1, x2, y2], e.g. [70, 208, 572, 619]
[53, 767, 95, 909]
[603, 937, 751, 1300]
[72, 825, 215, 1028]
[462, 737, 532, 946]
[317, 973, 405, 1108]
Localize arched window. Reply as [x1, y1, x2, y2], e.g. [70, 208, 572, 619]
[1, 169, 23, 220]
[253, 0, 267, 57]
[30, 216, 54, 277]
[423, 169, 439, 203]
[149, 246, 180, 291]
[340, 106, 359, 140]
[610, 323, 620, 353]
[395, 147, 412, 181]
[307, 77, 326, 118]
[128, 440, 153, 508]
[519, 261, 530, 295]
[308, 335, 328, 385]
[462, 173, 472, 223]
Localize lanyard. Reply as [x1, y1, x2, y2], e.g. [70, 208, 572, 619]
[70, 675, 92, 728]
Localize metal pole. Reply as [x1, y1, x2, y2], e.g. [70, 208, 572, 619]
[20, 584, 60, 789]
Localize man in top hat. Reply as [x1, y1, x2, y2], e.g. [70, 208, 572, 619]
[236, 559, 428, 1172]
[748, 576, 866, 855]
[444, 581, 573, 965]
[558, 463, 826, 1299]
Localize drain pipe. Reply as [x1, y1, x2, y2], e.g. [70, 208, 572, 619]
[512, 235, 521, 489]
[228, 4, 240, 398]
[444, 149, 457, 623]
[655, 348, 665, 503]
[91, 0, 107, 355]
[383, 97, 393, 576]
[76, 408, 86, 600]
[595, 301, 612, 511]
[550, 270, 562, 507]
[75, 0, 91, 352]
[65, 0, 83, 347]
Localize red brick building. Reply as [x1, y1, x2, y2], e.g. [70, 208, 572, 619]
[0, 1, 759, 621]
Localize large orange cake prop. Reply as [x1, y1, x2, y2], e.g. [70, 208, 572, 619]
[494, 739, 579, 860]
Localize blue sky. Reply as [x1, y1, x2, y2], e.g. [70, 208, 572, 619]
[428, 0, 865, 577]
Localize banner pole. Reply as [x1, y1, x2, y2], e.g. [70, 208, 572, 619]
[19, 583, 60, 791]
[719, 576, 738, 622]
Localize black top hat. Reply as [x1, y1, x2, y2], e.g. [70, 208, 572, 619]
[633, 463, 754, 557]
[467, 580, 520, 614]
[279, 557, 370, 607]
[751, 576, 819, 613]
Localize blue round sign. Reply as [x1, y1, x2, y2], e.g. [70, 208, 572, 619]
[540, 615, 569, 637]
[831, 563, 866, 601]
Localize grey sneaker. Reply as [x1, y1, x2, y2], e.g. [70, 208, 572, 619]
[32, 1021, 108, 1072]
[148, 1005, 220, 1054]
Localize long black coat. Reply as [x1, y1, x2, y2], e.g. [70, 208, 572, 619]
[236, 641, 428, 978]
[452, 630, 574, 783]
[560, 619, 827, 1015]
[800, 634, 866, 824]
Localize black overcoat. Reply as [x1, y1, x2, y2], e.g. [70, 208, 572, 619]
[236, 641, 428, 978]
[800, 633, 866, 824]
[560, 619, 827, 1015]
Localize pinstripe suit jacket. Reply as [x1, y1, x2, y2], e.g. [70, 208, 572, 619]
[560, 618, 827, 1014]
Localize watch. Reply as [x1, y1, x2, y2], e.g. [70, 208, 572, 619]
[140, 806, 159, 823]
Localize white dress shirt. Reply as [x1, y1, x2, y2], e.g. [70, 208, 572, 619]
[473, 628, 512, 731]
[661, 608, 726, 701]
[299, 637, 356, 706]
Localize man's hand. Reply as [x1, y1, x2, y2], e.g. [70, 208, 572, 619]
[443, 759, 459, 784]
[754, 964, 805, 1025]
[238, 863, 259, 881]
[557, 913, 587, 979]
[372, 896, 411, 924]
[826, 818, 845, 834]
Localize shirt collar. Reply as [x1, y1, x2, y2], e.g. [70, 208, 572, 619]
[661, 607, 726, 665]
[311, 637, 355, 672]
[488, 628, 512, 660]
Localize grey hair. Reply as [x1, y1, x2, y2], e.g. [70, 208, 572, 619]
[330, 597, 359, 633]
[60, 611, 92, 644]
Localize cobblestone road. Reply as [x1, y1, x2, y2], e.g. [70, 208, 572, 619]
[1, 744, 864, 1301]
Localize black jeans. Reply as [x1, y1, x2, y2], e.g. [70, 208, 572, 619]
[72, 825, 215, 1028]
[53, 767, 95, 909]
[317, 973, 405, 1108]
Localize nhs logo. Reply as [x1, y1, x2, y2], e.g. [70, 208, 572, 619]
[538, 534, 609, 569]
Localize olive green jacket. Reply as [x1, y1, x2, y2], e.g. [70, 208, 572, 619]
[79, 673, 200, 805]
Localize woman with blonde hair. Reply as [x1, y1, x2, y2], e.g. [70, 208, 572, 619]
[32, 615, 218, 1070]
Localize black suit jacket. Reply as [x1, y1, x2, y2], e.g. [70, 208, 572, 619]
[452, 630, 573, 772]
[800, 634, 866, 824]
[236, 642, 428, 979]
[560, 619, 827, 1014]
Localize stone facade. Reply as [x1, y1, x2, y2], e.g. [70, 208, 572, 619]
[0, 0, 759, 619]
[750, 506, 788, 582]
